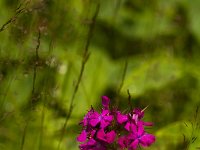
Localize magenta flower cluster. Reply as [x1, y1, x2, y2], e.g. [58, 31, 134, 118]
[77, 96, 155, 150]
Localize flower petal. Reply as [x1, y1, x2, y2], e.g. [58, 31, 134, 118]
[118, 136, 128, 149]
[106, 130, 116, 143]
[79, 138, 96, 150]
[129, 139, 139, 150]
[77, 130, 87, 142]
[137, 122, 145, 136]
[124, 122, 131, 131]
[89, 118, 100, 127]
[87, 138, 97, 146]
[101, 110, 109, 116]
[139, 133, 156, 147]
[100, 119, 110, 128]
[102, 96, 110, 109]
[133, 108, 144, 119]
[116, 111, 128, 124]
[127, 133, 137, 141]
[97, 129, 106, 141]
[103, 115, 113, 122]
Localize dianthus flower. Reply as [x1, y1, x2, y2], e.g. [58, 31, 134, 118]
[77, 96, 156, 150]
[89, 109, 113, 128]
[118, 121, 155, 150]
[116, 108, 153, 131]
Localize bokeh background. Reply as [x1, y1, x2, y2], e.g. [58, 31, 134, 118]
[0, 0, 200, 150]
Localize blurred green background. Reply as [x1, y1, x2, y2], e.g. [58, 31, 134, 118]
[0, 0, 200, 150]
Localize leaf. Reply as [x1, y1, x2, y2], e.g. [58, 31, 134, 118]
[121, 53, 182, 97]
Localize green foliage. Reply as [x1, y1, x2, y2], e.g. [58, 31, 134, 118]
[0, 0, 200, 150]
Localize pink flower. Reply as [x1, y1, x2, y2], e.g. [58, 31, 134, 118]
[77, 130, 87, 142]
[116, 111, 128, 124]
[117, 108, 153, 131]
[118, 122, 155, 150]
[77, 96, 156, 150]
[77, 129, 96, 143]
[79, 108, 95, 127]
[89, 110, 113, 129]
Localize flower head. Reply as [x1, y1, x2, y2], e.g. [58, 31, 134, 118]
[77, 96, 155, 150]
